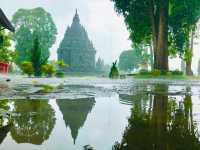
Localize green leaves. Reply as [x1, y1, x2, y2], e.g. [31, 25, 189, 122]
[0, 30, 16, 62]
[12, 7, 57, 64]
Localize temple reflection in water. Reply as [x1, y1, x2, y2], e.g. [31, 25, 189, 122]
[56, 97, 95, 144]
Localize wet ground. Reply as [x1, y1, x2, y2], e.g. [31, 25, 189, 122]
[0, 76, 200, 150]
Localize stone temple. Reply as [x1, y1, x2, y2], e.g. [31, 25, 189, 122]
[57, 10, 96, 72]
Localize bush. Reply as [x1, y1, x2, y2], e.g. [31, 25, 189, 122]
[56, 60, 69, 68]
[151, 69, 161, 76]
[56, 71, 65, 78]
[41, 64, 56, 77]
[161, 70, 168, 75]
[20, 61, 34, 77]
[171, 70, 183, 75]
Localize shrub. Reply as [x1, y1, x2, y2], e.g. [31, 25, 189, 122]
[151, 69, 161, 76]
[20, 61, 34, 77]
[56, 71, 65, 78]
[56, 60, 69, 68]
[41, 64, 56, 77]
[171, 70, 183, 75]
[161, 70, 168, 75]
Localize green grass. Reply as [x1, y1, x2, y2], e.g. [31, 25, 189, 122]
[133, 74, 200, 80]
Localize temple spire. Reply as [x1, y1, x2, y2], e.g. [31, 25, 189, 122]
[73, 9, 80, 24]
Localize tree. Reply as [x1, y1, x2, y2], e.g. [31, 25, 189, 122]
[198, 59, 200, 76]
[111, 0, 200, 73]
[31, 36, 48, 76]
[0, 30, 16, 63]
[111, 0, 169, 71]
[170, 0, 200, 76]
[113, 85, 200, 150]
[118, 45, 150, 72]
[12, 7, 57, 64]
[11, 100, 55, 145]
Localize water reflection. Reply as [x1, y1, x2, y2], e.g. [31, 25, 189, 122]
[10, 100, 56, 145]
[56, 98, 95, 144]
[0, 100, 11, 144]
[114, 85, 200, 150]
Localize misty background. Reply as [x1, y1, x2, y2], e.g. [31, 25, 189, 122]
[1, 0, 200, 73]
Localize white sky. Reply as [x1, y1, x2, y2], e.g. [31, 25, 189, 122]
[1, 0, 200, 74]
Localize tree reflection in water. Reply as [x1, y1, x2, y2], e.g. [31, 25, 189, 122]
[114, 85, 200, 150]
[10, 100, 56, 145]
[0, 100, 11, 144]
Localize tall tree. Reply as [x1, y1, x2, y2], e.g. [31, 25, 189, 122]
[111, 0, 200, 73]
[31, 35, 48, 76]
[12, 7, 57, 64]
[111, 0, 169, 71]
[170, 0, 200, 75]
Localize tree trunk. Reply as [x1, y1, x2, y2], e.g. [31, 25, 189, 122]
[186, 31, 194, 76]
[149, 43, 154, 71]
[156, 0, 169, 71]
[186, 61, 193, 76]
[152, 85, 168, 150]
[149, 0, 169, 71]
[181, 60, 186, 74]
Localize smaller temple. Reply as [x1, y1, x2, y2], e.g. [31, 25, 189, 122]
[57, 10, 96, 72]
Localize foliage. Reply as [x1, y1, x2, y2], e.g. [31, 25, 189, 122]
[55, 71, 65, 78]
[11, 100, 55, 144]
[31, 36, 48, 76]
[54, 60, 68, 78]
[109, 61, 119, 79]
[151, 69, 161, 76]
[56, 60, 69, 68]
[41, 64, 56, 77]
[12, 7, 57, 63]
[111, 0, 200, 71]
[0, 31, 16, 63]
[20, 61, 34, 76]
[119, 45, 150, 72]
[113, 87, 200, 150]
[170, 70, 183, 76]
[169, 0, 200, 56]
[138, 69, 183, 77]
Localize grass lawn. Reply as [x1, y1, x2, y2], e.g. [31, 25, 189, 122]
[133, 74, 200, 80]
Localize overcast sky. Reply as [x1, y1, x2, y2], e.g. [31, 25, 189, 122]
[1, 0, 200, 73]
[1, 0, 132, 65]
